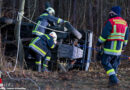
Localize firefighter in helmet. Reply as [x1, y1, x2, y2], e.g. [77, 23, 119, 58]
[29, 32, 57, 72]
[32, 5, 67, 36]
[96, 6, 129, 87]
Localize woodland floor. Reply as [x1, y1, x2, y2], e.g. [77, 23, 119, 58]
[2, 39, 130, 90]
[2, 59, 130, 90]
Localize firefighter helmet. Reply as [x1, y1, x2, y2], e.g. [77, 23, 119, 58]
[46, 7, 55, 16]
[49, 32, 57, 41]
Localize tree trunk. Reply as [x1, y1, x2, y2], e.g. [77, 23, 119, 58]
[14, 0, 25, 68]
[0, 0, 3, 65]
[0, 28, 2, 60]
[0, 0, 3, 17]
[88, 0, 93, 31]
[100, 0, 103, 33]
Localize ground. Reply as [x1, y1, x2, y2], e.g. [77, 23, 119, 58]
[1, 59, 130, 90]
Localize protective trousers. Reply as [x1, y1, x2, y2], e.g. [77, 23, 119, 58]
[101, 53, 120, 84]
[35, 50, 51, 72]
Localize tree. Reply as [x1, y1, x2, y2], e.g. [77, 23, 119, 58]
[14, 0, 25, 68]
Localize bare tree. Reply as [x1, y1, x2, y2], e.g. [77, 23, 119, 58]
[14, 0, 25, 68]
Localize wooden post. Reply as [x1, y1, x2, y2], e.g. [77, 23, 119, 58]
[14, 0, 25, 68]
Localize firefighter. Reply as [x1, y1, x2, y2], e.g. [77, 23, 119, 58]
[96, 6, 129, 87]
[32, 6, 66, 36]
[29, 32, 57, 72]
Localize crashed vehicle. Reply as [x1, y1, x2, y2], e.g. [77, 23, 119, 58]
[30, 22, 93, 72]
[25, 22, 85, 72]
[0, 17, 92, 72]
[50, 22, 84, 72]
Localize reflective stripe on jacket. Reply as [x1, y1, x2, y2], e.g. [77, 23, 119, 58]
[97, 16, 129, 56]
[29, 34, 55, 57]
[32, 13, 64, 36]
[107, 17, 128, 41]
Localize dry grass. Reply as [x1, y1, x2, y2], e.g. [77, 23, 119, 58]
[1, 60, 130, 90]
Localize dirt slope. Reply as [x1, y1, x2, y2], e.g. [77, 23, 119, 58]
[1, 60, 130, 90]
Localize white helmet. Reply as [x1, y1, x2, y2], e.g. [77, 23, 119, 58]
[46, 7, 55, 16]
[49, 32, 57, 43]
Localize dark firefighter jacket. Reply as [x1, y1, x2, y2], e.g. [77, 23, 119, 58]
[97, 15, 129, 56]
[29, 34, 55, 57]
[32, 12, 64, 36]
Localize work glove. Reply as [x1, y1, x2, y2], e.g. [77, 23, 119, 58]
[54, 40, 57, 44]
[64, 20, 69, 23]
[96, 48, 103, 61]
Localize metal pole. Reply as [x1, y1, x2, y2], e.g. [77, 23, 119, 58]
[82, 31, 88, 70]
[85, 31, 93, 71]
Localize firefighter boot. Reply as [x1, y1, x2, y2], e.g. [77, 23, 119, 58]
[36, 64, 41, 72]
[43, 65, 49, 72]
[42, 60, 49, 72]
[35, 55, 42, 72]
[35, 61, 42, 72]
[108, 74, 119, 88]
